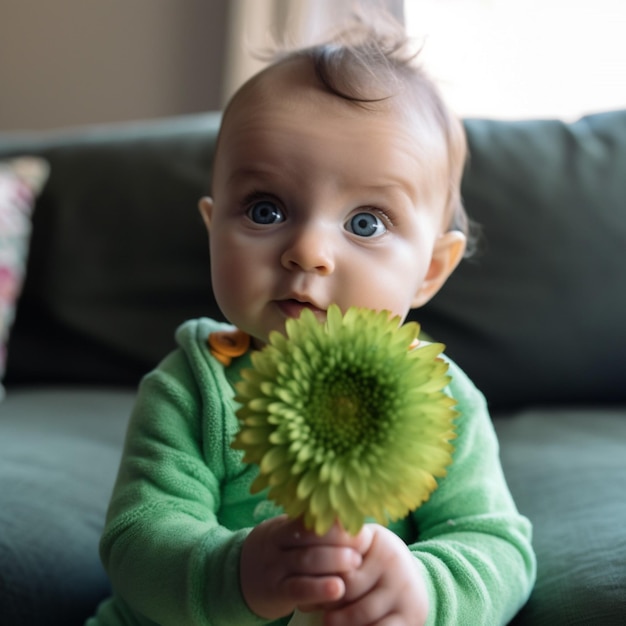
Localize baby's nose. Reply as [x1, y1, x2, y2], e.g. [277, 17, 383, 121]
[280, 227, 335, 275]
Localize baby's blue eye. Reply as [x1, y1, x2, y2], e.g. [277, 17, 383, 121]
[247, 201, 284, 225]
[346, 212, 386, 238]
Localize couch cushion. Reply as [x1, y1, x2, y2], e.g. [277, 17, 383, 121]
[0, 388, 133, 625]
[416, 110, 626, 409]
[493, 408, 626, 625]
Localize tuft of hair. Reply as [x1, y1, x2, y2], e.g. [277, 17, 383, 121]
[268, 10, 421, 106]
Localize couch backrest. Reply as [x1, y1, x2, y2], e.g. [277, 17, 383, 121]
[417, 110, 626, 408]
[2, 110, 625, 410]
[1, 114, 225, 387]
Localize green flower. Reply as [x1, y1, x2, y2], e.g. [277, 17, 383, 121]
[232, 305, 457, 536]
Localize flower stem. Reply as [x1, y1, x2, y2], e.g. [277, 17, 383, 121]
[288, 608, 324, 626]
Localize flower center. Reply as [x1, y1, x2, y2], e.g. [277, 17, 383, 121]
[307, 367, 388, 453]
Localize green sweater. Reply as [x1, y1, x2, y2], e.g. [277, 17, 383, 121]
[88, 318, 535, 626]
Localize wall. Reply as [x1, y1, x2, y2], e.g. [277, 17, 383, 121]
[0, 0, 229, 131]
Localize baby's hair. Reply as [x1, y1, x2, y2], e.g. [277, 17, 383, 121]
[222, 12, 479, 256]
[292, 16, 421, 106]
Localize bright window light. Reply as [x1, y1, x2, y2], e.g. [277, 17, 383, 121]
[404, 0, 626, 120]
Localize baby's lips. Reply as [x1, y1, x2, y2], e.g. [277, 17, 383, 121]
[278, 299, 326, 321]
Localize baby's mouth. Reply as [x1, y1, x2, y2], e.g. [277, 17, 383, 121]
[277, 299, 326, 321]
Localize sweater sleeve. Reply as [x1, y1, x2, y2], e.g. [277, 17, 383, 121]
[99, 323, 267, 626]
[410, 359, 536, 625]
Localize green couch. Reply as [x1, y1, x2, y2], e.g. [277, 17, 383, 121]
[1, 110, 625, 625]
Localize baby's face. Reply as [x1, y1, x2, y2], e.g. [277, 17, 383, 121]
[201, 61, 465, 346]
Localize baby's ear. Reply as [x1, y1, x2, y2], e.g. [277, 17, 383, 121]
[198, 197, 214, 231]
[411, 230, 466, 308]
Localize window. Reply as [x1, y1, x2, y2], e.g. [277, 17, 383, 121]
[404, 0, 626, 119]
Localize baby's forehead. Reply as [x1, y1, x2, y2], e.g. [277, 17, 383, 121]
[219, 62, 450, 177]
[225, 58, 333, 120]
[224, 56, 430, 139]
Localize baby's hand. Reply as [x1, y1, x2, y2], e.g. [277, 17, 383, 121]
[324, 524, 429, 626]
[240, 516, 364, 621]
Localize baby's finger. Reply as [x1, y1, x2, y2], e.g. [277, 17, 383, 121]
[351, 523, 375, 555]
[375, 617, 407, 626]
[279, 520, 325, 548]
[281, 574, 346, 607]
[280, 520, 366, 549]
[326, 585, 393, 626]
[286, 545, 362, 575]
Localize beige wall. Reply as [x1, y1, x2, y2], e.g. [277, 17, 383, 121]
[0, 0, 229, 131]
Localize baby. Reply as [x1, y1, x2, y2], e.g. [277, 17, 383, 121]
[88, 17, 535, 626]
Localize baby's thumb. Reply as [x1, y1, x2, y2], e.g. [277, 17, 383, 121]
[355, 523, 376, 555]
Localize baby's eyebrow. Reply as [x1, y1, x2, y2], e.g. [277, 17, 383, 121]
[225, 165, 281, 187]
[361, 181, 410, 194]
[358, 179, 419, 204]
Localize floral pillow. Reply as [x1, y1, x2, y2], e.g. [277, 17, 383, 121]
[0, 157, 49, 400]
